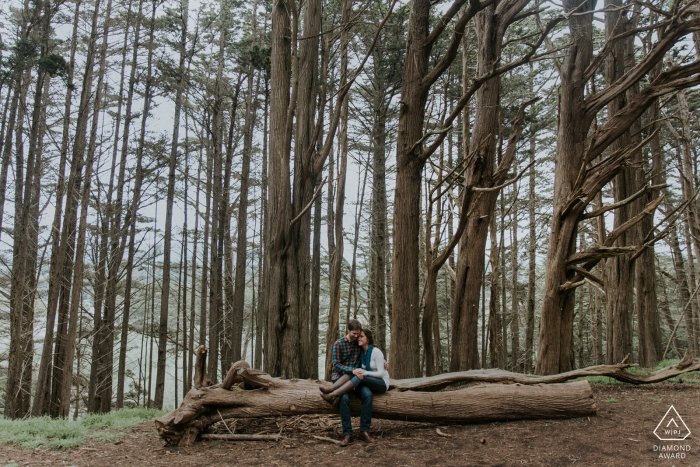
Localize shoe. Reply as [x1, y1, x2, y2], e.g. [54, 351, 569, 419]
[320, 393, 338, 405]
[340, 434, 353, 446]
[319, 385, 333, 394]
[359, 431, 375, 443]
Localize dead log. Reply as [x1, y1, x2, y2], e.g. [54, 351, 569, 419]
[157, 381, 595, 445]
[155, 351, 595, 445]
[155, 349, 700, 446]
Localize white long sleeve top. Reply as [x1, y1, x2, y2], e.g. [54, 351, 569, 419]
[361, 347, 390, 389]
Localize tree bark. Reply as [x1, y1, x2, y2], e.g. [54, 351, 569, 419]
[264, 0, 293, 377]
[232, 2, 259, 364]
[450, 0, 529, 372]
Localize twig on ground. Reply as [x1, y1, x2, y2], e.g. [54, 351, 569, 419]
[312, 435, 341, 444]
[436, 428, 452, 438]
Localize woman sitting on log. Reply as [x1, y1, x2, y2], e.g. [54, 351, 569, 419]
[320, 328, 389, 403]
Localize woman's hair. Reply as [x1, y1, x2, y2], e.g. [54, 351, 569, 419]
[361, 328, 374, 346]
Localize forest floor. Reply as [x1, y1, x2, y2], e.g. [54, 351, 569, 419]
[2, 382, 700, 467]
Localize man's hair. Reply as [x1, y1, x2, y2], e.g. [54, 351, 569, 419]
[361, 328, 374, 346]
[347, 319, 362, 331]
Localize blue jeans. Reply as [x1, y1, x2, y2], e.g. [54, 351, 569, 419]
[339, 383, 373, 435]
[355, 375, 387, 395]
[338, 376, 386, 435]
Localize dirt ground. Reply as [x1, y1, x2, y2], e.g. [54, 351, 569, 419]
[2, 383, 700, 467]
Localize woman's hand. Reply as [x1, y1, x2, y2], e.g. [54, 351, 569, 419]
[353, 368, 365, 379]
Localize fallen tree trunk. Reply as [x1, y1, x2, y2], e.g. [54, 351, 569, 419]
[155, 347, 700, 446]
[157, 379, 596, 445]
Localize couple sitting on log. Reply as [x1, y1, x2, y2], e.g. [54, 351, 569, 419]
[320, 319, 390, 446]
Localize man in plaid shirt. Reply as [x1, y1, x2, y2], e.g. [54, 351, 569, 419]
[330, 319, 362, 383]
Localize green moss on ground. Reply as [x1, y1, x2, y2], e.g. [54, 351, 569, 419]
[0, 407, 165, 450]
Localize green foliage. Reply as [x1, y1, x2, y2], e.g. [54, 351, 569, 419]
[38, 53, 68, 78]
[0, 407, 165, 450]
[606, 398, 618, 403]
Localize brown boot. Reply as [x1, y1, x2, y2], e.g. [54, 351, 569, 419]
[319, 378, 356, 404]
[359, 432, 375, 443]
[320, 374, 350, 394]
[340, 434, 353, 447]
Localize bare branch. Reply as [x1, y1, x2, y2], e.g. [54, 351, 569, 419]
[290, 178, 327, 227]
[582, 184, 666, 219]
[603, 194, 664, 247]
[559, 279, 586, 292]
[426, 0, 470, 46]
[473, 158, 538, 192]
[583, 18, 673, 82]
[422, 0, 492, 88]
[566, 246, 637, 265]
[419, 18, 561, 163]
[583, 15, 700, 119]
[568, 266, 604, 286]
[410, 126, 453, 157]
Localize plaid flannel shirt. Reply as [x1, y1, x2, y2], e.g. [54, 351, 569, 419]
[331, 335, 361, 382]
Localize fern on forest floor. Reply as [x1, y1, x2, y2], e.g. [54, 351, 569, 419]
[0, 407, 165, 450]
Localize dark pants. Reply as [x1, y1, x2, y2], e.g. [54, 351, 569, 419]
[339, 384, 373, 435]
[338, 376, 387, 435]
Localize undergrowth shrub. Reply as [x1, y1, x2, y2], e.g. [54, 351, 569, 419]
[0, 407, 164, 450]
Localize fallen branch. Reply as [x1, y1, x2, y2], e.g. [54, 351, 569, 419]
[436, 428, 452, 438]
[391, 351, 700, 391]
[312, 435, 341, 444]
[200, 434, 282, 441]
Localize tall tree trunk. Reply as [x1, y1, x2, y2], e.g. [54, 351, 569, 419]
[5, 0, 54, 419]
[45, 0, 105, 415]
[391, 0, 432, 379]
[232, 5, 260, 363]
[155, 0, 190, 409]
[264, 0, 294, 377]
[32, 0, 82, 416]
[116, 0, 148, 408]
[677, 90, 700, 355]
[510, 204, 520, 371]
[369, 75, 389, 352]
[289, 0, 321, 380]
[635, 59, 663, 367]
[488, 217, 503, 368]
[207, 12, 227, 381]
[450, 0, 528, 372]
[525, 128, 536, 373]
[254, 76, 269, 371]
[86, 0, 120, 414]
[603, 0, 634, 365]
[535, 0, 595, 375]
